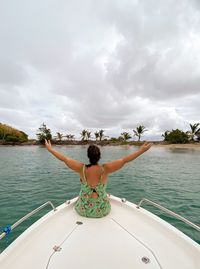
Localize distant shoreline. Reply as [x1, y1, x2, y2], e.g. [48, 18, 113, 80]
[153, 143, 200, 149]
[0, 140, 200, 149]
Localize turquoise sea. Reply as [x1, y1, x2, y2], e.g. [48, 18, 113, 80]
[0, 145, 200, 252]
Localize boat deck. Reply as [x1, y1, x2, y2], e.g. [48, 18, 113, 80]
[0, 195, 200, 269]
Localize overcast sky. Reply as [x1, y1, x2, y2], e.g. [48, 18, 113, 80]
[0, 0, 200, 140]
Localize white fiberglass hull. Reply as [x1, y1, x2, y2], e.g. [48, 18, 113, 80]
[0, 195, 200, 269]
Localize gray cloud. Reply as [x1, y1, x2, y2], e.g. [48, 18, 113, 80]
[0, 0, 200, 139]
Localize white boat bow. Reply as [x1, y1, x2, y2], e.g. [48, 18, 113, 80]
[0, 194, 200, 269]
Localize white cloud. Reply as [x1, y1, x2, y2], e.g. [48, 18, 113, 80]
[0, 0, 200, 139]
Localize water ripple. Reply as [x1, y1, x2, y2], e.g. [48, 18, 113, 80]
[0, 145, 199, 251]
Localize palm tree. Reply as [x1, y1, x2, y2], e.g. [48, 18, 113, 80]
[94, 131, 100, 141]
[86, 131, 91, 141]
[56, 132, 64, 142]
[70, 134, 75, 140]
[196, 133, 200, 141]
[187, 123, 200, 141]
[65, 134, 75, 141]
[65, 134, 70, 140]
[133, 125, 147, 141]
[80, 130, 87, 141]
[99, 129, 104, 141]
[161, 130, 170, 141]
[121, 132, 132, 142]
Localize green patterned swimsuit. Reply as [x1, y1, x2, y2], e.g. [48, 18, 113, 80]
[75, 164, 111, 218]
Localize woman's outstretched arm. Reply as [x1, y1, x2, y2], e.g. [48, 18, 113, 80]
[103, 142, 153, 174]
[45, 139, 83, 173]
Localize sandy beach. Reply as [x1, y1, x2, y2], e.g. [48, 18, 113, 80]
[153, 143, 200, 150]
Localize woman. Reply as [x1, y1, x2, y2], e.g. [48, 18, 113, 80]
[45, 139, 153, 218]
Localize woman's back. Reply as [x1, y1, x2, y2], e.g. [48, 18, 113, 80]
[75, 164, 111, 218]
[81, 164, 107, 198]
[82, 164, 107, 184]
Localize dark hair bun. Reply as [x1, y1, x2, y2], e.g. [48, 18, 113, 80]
[87, 145, 101, 165]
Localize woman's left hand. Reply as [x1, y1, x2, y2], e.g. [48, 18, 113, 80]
[140, 142, 153, 152]
[45, 139, 52, 151]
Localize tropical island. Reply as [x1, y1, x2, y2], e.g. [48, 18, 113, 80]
[0, 122, 200, 148]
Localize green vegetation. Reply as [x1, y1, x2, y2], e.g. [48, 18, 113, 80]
[2, 121, 200, 146]
[0, 123, 28, 143]
[110, 137, 119, 142]
[98, 130, 105, 141]
[36, 123, 52, 143]
[161, 123, 200, 144]
[65, 134, 75, 141]
[80, 129, 105, 142]
[55, 132, 64, 142]
[133, 125, 147, 141]
[161, 131, 170, 140]
[0, 123, 28, 142]
[80, 130, 92, 141]
[120, 132, 132, 142]
[94, 131, 100, 141]
[34, 122, 200, 145]
[86, 131, 92, 140]
[80, 130, 87, 141]
[186, 123, 200, 141]
[163, 129, 189, 144]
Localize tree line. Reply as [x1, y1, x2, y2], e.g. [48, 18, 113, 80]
[36, 123, 148, 143]
[1, 122, 199, 144]
[36, 123, 200, 144]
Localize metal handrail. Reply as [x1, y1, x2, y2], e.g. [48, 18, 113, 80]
[0, 201, 56, 241]
[137, 198, 200, 232]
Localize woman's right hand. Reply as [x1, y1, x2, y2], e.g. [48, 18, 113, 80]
[45, 139, 52, 151]
[140, 142, 153, 153]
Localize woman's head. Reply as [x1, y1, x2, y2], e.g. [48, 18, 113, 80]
[87, 144, 101, 165]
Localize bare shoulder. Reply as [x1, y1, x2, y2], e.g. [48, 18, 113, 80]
[102, 159, 125, 174]
[64, 158, 84, 174]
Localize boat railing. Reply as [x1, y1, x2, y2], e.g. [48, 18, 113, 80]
[136, 198, 200, 232]
[0, 201, 56, 241]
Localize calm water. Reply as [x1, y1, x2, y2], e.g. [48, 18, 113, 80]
[0, 145, 200, 251]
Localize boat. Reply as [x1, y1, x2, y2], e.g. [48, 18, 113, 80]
[0, 194, 200, 268]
